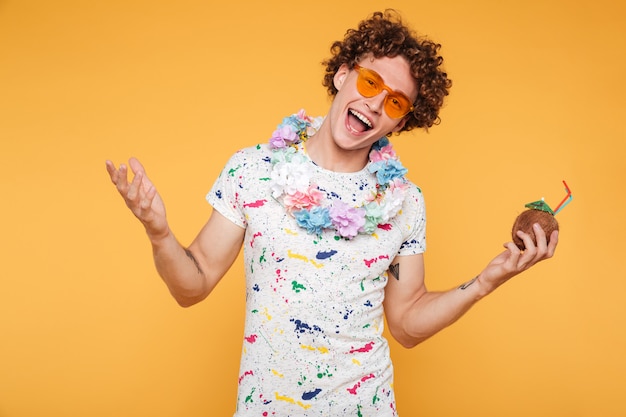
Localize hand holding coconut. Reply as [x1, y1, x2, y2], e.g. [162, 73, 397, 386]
[471, 181, 571, 297]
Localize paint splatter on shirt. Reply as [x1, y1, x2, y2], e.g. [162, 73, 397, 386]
[207, 143, 426, 416]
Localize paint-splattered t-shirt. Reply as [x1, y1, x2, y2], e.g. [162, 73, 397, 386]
[207, 143, 426, 417]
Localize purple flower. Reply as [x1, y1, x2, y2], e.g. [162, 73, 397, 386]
[269, 111, 314, 149]
[329, 201, 366, 239]
[269, 125, 299, 149]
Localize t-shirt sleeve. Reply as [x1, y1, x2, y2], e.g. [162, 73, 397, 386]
[206, 150, 248, 228]
[396, 184, 427, 256]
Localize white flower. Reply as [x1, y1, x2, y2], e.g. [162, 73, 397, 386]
[378, 186, 405, 222]
[307, 116, 325, 137]
[270, 159, 313, 199]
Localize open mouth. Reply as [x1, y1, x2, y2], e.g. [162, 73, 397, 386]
[347, 109, 373, 133]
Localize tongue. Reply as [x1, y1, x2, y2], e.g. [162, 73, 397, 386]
[348, 112, 368, 133]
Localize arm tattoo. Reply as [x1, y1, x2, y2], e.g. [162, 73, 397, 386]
[184, 248, 203, 274]
[389, 263, 400, 281]
[459, 276, 478, 290]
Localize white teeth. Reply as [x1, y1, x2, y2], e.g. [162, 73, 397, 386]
[349, 109, 372, 128]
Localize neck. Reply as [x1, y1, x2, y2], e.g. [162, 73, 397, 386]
[304, 121, 371, 173]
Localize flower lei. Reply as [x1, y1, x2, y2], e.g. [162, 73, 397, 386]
[269, 110, 409, 239]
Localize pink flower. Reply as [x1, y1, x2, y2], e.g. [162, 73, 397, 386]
[363, 188, 381, 203]
[329, 201, 366, 239]
[369, 144, 396, 163]
[296, 109, 311, 122]
[388, 177, 409, 192]
[283, 186, 325, 212]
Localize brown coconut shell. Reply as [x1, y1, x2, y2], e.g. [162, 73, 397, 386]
[511, 209, 559, 250]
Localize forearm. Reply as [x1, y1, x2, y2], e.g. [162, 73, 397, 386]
[149, 228, 209, 307]
[399, 276, 489, 347]
[388, 227, 558, 348]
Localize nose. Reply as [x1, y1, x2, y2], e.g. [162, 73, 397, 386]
[365, 90, 387, 115]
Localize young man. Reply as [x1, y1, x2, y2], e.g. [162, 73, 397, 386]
[106, 10, 557, 416]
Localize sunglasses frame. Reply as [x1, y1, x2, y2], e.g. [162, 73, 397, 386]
[353, 64, 415, 119]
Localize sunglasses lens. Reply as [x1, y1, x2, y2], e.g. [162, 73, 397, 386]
[356, 67, 412, 119]
[356, 70, 381, 97]
[386, 94, 412, 118]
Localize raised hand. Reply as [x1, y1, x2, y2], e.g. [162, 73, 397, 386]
[105, 157, 169, 240]
[478, 223, 559, 294]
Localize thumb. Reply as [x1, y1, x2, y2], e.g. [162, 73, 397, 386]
[128, 157, 146, 175]
[128, 157, 156, 190]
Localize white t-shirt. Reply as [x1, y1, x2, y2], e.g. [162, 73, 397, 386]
[207, 142, 426, 416]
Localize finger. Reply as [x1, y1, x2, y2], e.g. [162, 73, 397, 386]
[126, 169, 144, 202]
[502, 242, 521, 266]
[516, 230, 536, 254]
[515, 230, 538, 268]
[546, 230, 559, 257]
[140, 185, 156, 210]
[115, 163, 130, 193]
[105, 160, 119, 183]
[128, 157, 146, 176]
[532, 223, 549, 257]
[128, 157, 155, 190]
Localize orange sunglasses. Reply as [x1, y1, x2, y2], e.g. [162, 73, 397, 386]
[353, 64, 415, 119]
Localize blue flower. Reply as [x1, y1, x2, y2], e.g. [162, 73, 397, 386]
[371, 137, 389, 151]
[282, 114, 309, 133]
[369, 159, 408, 185]
[293, 206, 332, 235]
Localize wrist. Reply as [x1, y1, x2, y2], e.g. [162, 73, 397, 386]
[474, 273, 501, 299]
[458, 275, 491, 301]
[146, 225, 172, 246]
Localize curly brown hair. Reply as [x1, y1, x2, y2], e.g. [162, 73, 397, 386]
[322, 10, 452, 132]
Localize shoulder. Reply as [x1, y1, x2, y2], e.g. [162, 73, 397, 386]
[403, 179, 425, 208]
[219, 144, 273, 174]
[228, 143, 272, 162]
[394, 179, 427, 251]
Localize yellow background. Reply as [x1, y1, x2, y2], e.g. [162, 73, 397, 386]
[1, 0, 625, 416]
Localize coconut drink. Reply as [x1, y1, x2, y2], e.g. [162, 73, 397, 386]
[512, 181, 572, 250]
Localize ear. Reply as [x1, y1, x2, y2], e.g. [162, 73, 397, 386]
[333, 64, 351, 91]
